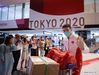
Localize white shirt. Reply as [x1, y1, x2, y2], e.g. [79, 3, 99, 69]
[63, 33, 78, 56]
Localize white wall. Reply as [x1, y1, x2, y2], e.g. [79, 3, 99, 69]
[84, 0, 99, 25]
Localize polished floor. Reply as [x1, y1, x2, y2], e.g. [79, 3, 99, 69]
[81, 53, 99, 75]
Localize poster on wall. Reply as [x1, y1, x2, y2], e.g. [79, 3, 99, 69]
[30, 0, 99, 30]
[30, 0, 84, 29]
[0, 19, 29, 29]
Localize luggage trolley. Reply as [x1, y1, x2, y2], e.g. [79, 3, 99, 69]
[66, 64, 76, 75]
[59, 64, 76, 75]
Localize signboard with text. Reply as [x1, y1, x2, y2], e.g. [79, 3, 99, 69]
[30, 0, 99, 29]
[30, 0, 84, 29]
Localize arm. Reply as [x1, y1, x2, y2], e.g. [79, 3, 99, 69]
[0, 45, 5, 63]
[77, 37, 84, 50]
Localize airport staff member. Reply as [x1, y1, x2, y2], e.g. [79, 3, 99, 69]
[62, 24, 84, 75]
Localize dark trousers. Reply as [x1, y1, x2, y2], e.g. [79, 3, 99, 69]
[12, 50, 21, 73]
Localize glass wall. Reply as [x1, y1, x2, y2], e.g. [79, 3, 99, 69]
[24, 3, 29, 18]
[0, 2, 30, 21]
[2, 7, 8, 20]
[8, 5, 15, 20]
[0, 8, 1, 20]
[15, 4, 22, 19]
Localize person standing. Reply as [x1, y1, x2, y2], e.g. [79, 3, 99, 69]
[0, 37, 5, 75]
[44, 36, 50, 55]
[20, 37, 29, 70]
[29, 35, 38, 56]
[38, 36, 45, 56]
[12, 34, 22, 73]
[1, 35, 16, 75]
[62, 24, 84, 75]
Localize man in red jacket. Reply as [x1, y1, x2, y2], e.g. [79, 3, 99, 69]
[62, 24, 84, 75]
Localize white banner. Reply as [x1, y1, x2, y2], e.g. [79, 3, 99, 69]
[30, 9, 84, 29]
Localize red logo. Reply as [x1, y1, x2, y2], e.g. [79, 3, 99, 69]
[31, 0, 84, 15]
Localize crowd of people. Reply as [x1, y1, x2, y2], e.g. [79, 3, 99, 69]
[0, 34, 54, 75]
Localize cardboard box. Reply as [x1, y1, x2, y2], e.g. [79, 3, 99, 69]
[28, 56, 59, 75]
[41, 57, 59, 75]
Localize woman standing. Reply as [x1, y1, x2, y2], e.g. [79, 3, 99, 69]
[20, 37, 29, 70]
[5, 35, 16, 75]
[0, 37, 5, 75]
[12, 34, 22, 73]
[30, 36, 38, 56]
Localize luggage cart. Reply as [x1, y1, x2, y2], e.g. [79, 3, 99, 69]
[59, 64, 76, 75]
[66, 64, 76, 75]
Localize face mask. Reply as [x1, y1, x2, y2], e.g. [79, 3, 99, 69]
[64, 32, 70, 37]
